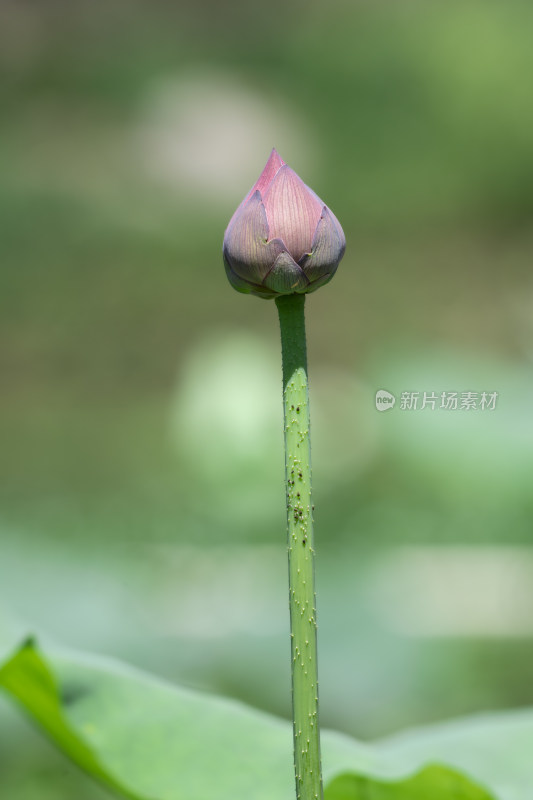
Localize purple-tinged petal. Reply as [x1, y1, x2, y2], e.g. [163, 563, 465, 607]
[298, 206, 345, 282]
[224, 253, 280, 299]
[223, 257, 253, 295]
[326, 206, 345, 247]
[249, 285, 279, 299]
[263, 251, 310, 294]
[223, 191, 287, 284]
[262, 166, 324, 263]
[306, 273, 333, 294]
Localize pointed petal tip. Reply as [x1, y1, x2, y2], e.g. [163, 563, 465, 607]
[246, 149, 285, 200]
[269, 147, 286, 166]
[264, 148, 285, 173]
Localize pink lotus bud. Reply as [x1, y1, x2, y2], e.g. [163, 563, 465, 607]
[223, 149, 345, 299]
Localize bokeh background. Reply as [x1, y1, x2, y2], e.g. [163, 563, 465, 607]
[1, 1, 533, 797]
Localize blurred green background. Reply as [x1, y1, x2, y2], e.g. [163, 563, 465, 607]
[1, 0, 533, 796]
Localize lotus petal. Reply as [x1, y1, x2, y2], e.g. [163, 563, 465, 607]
[262, 166, 323, 263]
[299, 207, 345, 282]
[223, 191, 287, 284]
[263, 251, 310, 294]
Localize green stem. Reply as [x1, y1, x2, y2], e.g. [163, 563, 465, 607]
[276, 293, 323, 800]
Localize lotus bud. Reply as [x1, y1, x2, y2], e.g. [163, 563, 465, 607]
[223, 149, 345, 299]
